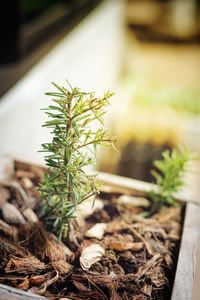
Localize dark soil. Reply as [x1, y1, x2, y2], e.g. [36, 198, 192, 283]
[0, 159, 183, 299]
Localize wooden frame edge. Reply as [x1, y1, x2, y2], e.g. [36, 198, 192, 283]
[171, 202, 200, 300]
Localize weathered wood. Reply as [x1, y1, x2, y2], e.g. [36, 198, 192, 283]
[98, 171, 193, 204]
[0, 237, 27, 260]
[0, 283, 49, 300]
[192, 237, 200, 300]
[171, 202, 200, 300]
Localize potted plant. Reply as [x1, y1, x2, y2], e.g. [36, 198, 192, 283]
[0, 82, 199, 300]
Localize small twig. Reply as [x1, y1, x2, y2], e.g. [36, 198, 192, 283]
[128, 226, 153, 256]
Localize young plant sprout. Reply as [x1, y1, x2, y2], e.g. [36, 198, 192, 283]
[39, 81, 116, 241]
[149, 148, 194, 214]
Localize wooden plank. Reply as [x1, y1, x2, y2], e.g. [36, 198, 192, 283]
[0, 283, 49, 300]
[98, 171, 154, 195]
[171, 202, 200, 300]
[98, 171, 198, 205]
[191, 237, 200, 300]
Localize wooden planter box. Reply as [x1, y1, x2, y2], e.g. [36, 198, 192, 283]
[0, 157, 200, 300]
[98, 172, 200, 300]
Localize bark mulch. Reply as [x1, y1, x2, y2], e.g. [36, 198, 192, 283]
[0, 159, 183, 299]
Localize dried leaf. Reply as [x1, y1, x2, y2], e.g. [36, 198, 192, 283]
[28, 271, 59, 295]
[29, 272, 52, 285]
[109, 241, 143, 252]
[80, 244, 105, 270]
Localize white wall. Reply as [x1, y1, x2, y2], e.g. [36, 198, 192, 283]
[0, 0, 125, 162]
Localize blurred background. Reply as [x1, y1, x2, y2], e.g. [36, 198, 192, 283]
[0, 0, 200, 196]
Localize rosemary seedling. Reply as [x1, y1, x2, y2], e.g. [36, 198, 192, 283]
[149, 148, 194, 213]
[39, 81, 116, 241]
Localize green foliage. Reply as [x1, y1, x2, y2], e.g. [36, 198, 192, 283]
[39, 81, 116, 241]
[149, 148, 194, 213]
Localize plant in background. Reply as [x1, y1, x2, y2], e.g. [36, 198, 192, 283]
[39, 81, 116, 241]
[149, 148, 194, 214]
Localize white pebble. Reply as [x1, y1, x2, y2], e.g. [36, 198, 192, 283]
[85, 223, 107, 240]
[2, 202, 26, 225]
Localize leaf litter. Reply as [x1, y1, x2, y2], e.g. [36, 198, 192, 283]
[0, 161, 183, 299]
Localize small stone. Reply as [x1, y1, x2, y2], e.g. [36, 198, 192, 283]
[75, 197, 104, 219]
[23, 208, 38, 223]
[2, 202, 26, 225]
[21, 177, 33, 189]
[118, 195, 150, 208]
[85, 223, 107, 240]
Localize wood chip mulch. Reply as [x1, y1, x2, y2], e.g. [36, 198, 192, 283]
[0, 160, 183, 299]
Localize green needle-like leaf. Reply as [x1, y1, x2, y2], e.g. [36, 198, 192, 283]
[39, 81, 115, 241]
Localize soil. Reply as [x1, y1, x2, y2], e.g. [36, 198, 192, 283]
[0, 160, 183, 300]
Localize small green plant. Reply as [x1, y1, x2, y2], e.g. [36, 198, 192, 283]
[149, 148, 194, 214]
[39, 81, 116, 241]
